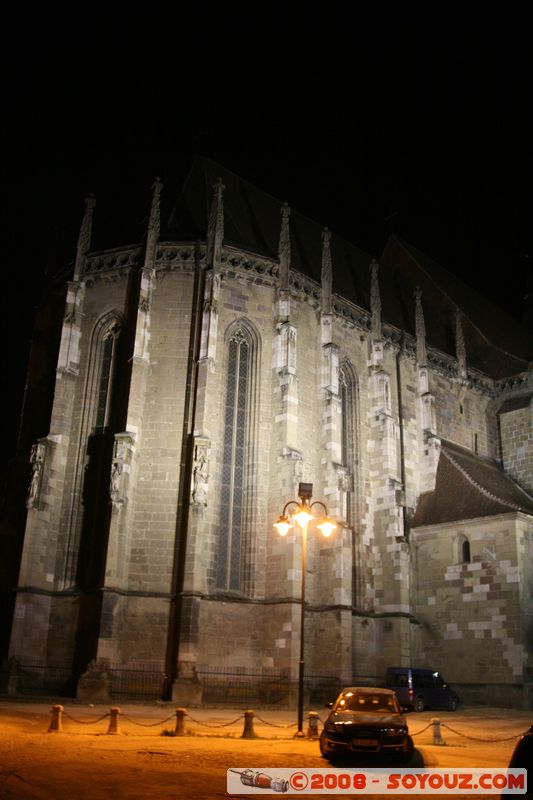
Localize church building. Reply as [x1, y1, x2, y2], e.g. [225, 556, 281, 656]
[6, 157, 533, 707]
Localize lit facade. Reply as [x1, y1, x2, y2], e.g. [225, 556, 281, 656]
[7, 158, 533, 707]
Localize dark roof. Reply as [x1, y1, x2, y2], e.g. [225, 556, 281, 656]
[412, 440, 533, 527]
[164, 157, 531, 379]
[164, 155, 373, 305]
[381, 237, 531, 378]
[499, 394, 532, 414]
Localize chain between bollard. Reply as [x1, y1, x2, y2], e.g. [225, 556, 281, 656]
[120, 713, 176, 728]
[44, 707, 532, 744]
[409, 720, 529, 744]
[409, 722, 434, 736]
[255, 714, 296, 729]
[441, 723, 530, 743]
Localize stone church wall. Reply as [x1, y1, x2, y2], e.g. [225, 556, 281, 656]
[411, 513, 527, 707]
[431, 374, 492, 457]
[500, 400, 533, 493]
[517, 515, 533, 707]
[7, 209, 531, 709]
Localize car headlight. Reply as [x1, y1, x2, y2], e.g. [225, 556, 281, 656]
[384, 727, 406, 736]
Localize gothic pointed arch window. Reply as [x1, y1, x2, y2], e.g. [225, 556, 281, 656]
[63, 311, 124, 589]
[339, 360, 361, 607]
[339, 362, 356, 526]
[216, 320, 259, 593]
[94, 318, 122, 432]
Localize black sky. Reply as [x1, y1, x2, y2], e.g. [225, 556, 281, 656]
[2, 30, 532, 461]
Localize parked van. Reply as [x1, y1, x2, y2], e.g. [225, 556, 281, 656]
[385, 667, 459, 712]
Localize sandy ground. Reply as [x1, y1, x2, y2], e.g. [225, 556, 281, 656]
[0, 701, 530, 799]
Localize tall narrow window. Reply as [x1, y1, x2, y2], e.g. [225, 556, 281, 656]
[64, 313, 123, 591]
[339, 362, 360, 608]
[95, 322, 121, 431]
[339, 364, 355, 526]
[77, 317, 122, 591]
[217, 326, 253, 592]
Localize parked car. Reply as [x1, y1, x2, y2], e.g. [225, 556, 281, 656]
[319, 686, 414, 762]
[502, 725, 532, 799]
[385, 667, 459, 712]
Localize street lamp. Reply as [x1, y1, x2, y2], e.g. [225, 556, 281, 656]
[273, 482, 336, 736]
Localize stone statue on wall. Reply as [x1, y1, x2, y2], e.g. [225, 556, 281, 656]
[27, 441, 46, 509]
[110, 438, 126, 505]
[191, 440, 210, 507]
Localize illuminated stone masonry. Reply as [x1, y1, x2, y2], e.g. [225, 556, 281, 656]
[7, 157, 533, 708]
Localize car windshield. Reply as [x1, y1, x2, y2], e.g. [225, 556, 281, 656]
[336, 693, 399, 713]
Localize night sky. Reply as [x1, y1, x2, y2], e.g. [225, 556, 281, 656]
[2, 33, 532, 464]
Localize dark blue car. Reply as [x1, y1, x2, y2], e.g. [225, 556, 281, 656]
[385, 667, 459, 712]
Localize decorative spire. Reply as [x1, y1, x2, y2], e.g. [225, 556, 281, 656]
[206, 177, 225, 269]
[278, 203, 291, 290]
[370, 259, 382, 339]
[455, 306, 467, 378]
[73, 194, 96, 281]
[414, 286, 427, 366]
[321, 228, 332, 314]
[144, 177, 163, 271]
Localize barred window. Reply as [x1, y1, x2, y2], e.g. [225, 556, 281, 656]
[217, 327, 252, 592]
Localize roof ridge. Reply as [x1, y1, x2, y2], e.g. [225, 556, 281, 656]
[192, 156, 374, 259]
[392, 237, 530, 366]
[440, 447, 526, 514]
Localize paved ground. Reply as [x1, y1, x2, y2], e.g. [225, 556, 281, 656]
[0, 700, 530, 799]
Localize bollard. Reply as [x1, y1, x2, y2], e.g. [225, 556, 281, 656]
[432, 717, 444, 745]
[241, 709, 257, 739]
[48, 704, 64, 733]
[307, 711, 319, 739]
[175, 707, 187, 736]
[107, 706, 121, 735]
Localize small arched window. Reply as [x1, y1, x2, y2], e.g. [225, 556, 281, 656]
[462, 538, 471, 563]
[457, 534, 471, 564]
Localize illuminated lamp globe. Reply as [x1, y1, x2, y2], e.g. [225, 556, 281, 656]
[292, 508, 314, 528]
[317, 517, 336, 537]
[273, 515, 292, 537]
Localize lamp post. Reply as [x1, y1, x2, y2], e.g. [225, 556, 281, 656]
[273, 482, 336, 736]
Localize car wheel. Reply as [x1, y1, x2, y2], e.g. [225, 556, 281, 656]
[449, 697, 458, 712]
[413, 696, 425, 712]
[319, 731, 330, 758]
[396, 735, 414, 764]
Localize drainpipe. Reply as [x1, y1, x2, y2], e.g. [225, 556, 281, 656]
[163, 241, 205, 699]
[396, 333, 408, 539]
